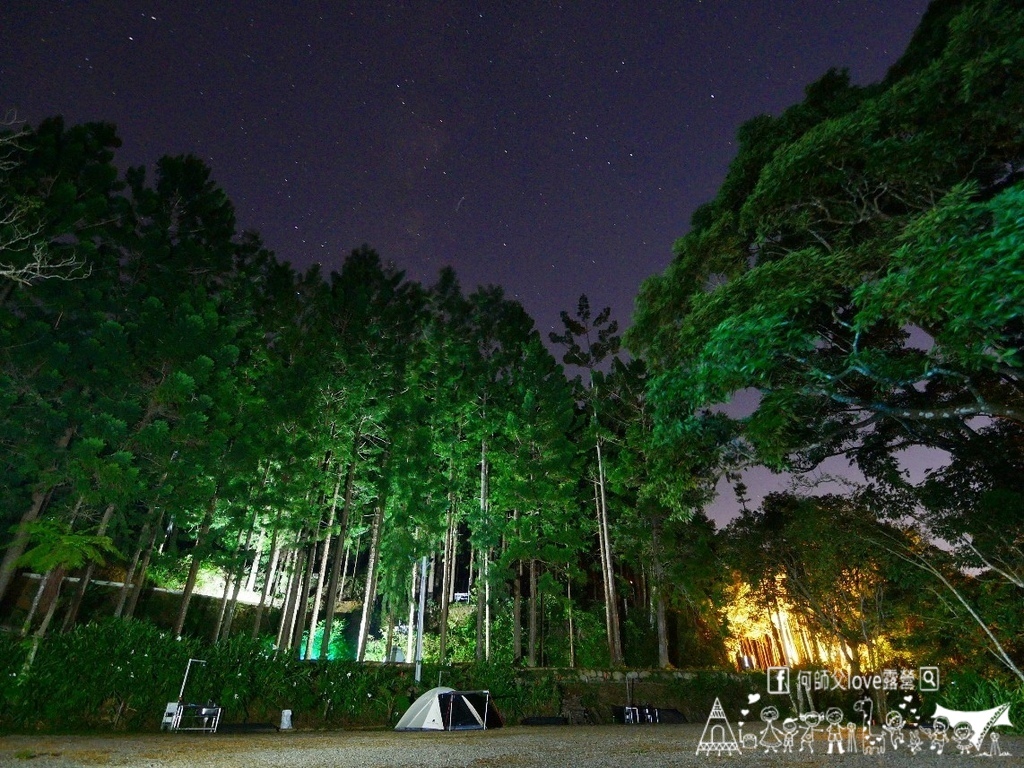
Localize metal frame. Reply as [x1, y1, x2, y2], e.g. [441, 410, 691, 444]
[164, 658, 221, 733]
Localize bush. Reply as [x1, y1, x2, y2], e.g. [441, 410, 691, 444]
[3, 618, 198, 731]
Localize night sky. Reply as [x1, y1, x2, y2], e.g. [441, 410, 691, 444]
[3, 1, 931, 337]
[2, 2, 935, 519]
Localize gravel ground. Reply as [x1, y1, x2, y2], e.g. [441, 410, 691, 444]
[1, 726, 1020, 768]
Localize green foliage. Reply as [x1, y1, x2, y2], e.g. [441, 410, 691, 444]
[629, 0, 1024, 507]
[14, 519, 119, 572]
[301, 619, 352, 661]
[0, 617, 565, 732]
[4, 618, 198, 731]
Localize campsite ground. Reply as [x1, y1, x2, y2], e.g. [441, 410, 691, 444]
[1, 725, 1019, 767]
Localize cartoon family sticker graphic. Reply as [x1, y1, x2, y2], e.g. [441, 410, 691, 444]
[696, 697, 1014, 758]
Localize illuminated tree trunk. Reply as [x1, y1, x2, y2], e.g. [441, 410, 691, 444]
[291, 541, 316, 654]
[220, 510, 258, 641]
[306, 523, 334, 659]
[212, 572, 233, 643]
[173, 497, 216, 637]
[276, 546, 304, 649]
[437, 500, 456, 663]
[475, 440, 492, 661]
[20, 564, 67, 671]
[61, 502, 115, 631]
[484, 550, 492, 660]
[124, 510, 164, 619]
[245, 527, 264, 593]
[322, 432, 360, 659]
[114, 508, 156, 618]
[595, 440, 623, 665]
[383, 604, 396, 662]
[213, 522, 249, 642]
[251, 506, 283, 639]
[406, 561, 418, 663]
[356, 503, 384, 661]
[320, 453, 356, 660]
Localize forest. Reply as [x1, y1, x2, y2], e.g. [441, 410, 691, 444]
[0, 0, 1022, 726]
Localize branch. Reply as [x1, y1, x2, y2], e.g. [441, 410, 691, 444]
[875, 532, 1024, 685]
[1, 242, 92, 285]
[819, 390, 1024, 425]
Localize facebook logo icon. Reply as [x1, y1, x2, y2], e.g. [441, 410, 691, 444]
[767, 666, 790, 694]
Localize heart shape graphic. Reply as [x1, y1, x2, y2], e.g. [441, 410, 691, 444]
[741, 709, 750, 717]
[898, 703, 907, 709]
[748, 693, 761, 704]
[911, 708, 918, 714]
[904, 695, 913, 702]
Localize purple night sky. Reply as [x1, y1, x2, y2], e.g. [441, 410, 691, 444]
[1, 1, 935, 519]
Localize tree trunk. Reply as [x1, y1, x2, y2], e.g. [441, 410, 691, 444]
[220, 508, 259, 641]
[21, 575, 47, 637]
[212, 523, 248, 643]
[305, 533, 330, 660]
[475, 440, 491, 661]
[278, 544, 305, 651]
[594, 480, 614, 661]
[320, 453, 356, 660]
[595, 440, 623, 665]
[291, 541, 316, 654]
[567, 577, 576, 668]
[173, 498, 216, 637]
[21, 564, 67, 671]
[212, 572, 233, 643]
[384, 604, 395, 662]
[125, 511, 164, 619]
[484, 549, 492, 660]
[115, 527, 147, 618]
[356, 504, 384, 661]
[252, 506, 284, 639]
[0, 427, 73, 605]
[245, 527, 265, 594]
[475, 552, 485, 662]
[528, 558, 538, 667]
[338, 541, 352, 600]
[650, 517, 670, 668]
[276, 548, 301, 650]
[61, 502, 115, 631]
[34, 568, 67, 637]
[406, 561, 418, 663]
[437, 502, 456, 663]
[512, 560, 523, 663]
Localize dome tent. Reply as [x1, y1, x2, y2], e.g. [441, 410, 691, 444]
[395, 686, 503, 731]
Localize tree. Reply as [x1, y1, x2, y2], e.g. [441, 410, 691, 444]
[550, 294, 624, 666]
[725, 493, 922, 677]
[628, 0, 1024, 484]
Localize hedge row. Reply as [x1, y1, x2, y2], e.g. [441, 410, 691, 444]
[0, 618, 566, 732]
[10, 618, 1010, 734]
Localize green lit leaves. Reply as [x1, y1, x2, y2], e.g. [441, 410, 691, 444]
[14, 519, 120, 573]
[853, 182, 1024, 374]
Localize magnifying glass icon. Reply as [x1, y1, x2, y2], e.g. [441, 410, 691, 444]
[920, 667, 939, 691]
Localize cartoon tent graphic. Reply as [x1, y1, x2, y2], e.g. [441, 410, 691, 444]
[933, 703, 1013, 752]
[696, 697, 742, 756]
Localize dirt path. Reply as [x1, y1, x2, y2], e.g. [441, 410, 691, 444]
[0, 725, 1019, 767]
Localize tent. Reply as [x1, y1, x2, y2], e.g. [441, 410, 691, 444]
[395, 686, 503, 731]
